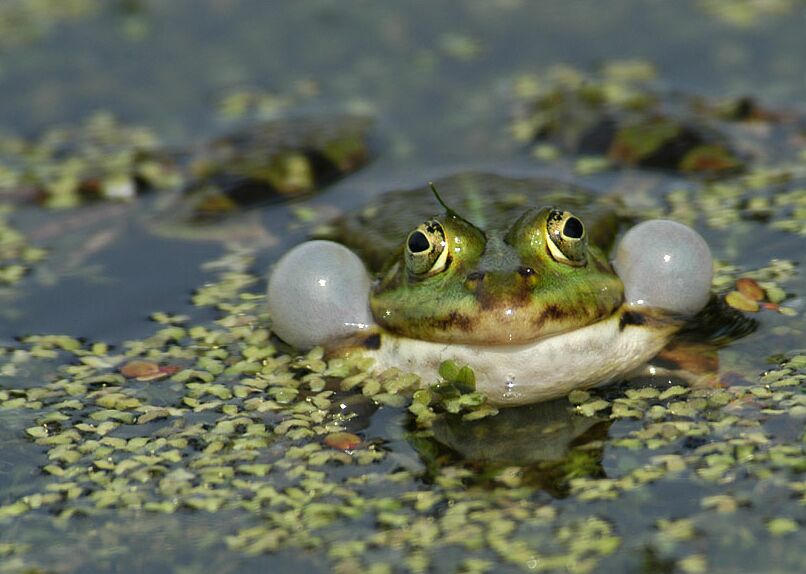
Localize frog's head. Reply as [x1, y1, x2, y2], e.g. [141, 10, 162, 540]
[370, 195, 624, 345]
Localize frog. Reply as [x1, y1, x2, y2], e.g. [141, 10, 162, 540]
[266, 172, 714, 406]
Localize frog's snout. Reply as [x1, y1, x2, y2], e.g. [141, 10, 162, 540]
[463, 268, 538, 305]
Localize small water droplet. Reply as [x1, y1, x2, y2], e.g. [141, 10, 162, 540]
[502, 374, 516, 399]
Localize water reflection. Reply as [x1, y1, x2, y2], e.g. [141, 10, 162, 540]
[414, 398, 611, 496]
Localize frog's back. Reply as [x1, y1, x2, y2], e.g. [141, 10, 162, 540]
[329, 172, 621, 272]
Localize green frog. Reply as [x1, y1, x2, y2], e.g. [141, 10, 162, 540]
[267, 173, 714, 406]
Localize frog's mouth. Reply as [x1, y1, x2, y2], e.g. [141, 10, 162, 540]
[371, 299, 619, 346]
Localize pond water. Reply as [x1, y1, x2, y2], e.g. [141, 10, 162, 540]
[0, 1, 805, 573]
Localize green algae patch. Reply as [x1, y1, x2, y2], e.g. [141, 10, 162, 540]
[0, 0, 99, 47]
[0, 203, 47, 286]
[697, 0, 801, 28]
[407, 361, 498, 425]
[511, 62, 756, 177]
[0, 111, 374, 262]
[180, 115, 373, 219]
[767, 517, 799, 536]
[0, 112, 179, 209]
[216, 83, 320, 122]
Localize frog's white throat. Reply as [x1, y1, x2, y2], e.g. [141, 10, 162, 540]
[362, 306, 682, 407]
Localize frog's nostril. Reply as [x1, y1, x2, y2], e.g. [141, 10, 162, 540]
[517, 266, 535, 277]
[464, 271, 486, 291]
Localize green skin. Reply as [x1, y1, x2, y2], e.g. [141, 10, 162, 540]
[330, 173, 626, 346]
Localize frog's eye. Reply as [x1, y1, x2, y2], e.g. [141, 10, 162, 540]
[546, 210, 587, 266]
[405, 220, 448, 276]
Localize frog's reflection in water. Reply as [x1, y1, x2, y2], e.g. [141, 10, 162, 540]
[411, 398, 611, 497]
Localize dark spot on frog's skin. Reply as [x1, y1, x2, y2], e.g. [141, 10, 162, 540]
[464, 271, 486, 293]
[518, 266, 540, 290]
[530, 303, 567, 330]
[425, 221, 442, 235]
[362, 333, 381, 350]
[619, 310, 647, 331]
[542, 304, 565, 321]
[547, 209, 563, 224]
[431, 311, 473, 332]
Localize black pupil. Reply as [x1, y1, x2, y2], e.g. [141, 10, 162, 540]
[408, 231, 431, 253]
[563, 217, 584, 239]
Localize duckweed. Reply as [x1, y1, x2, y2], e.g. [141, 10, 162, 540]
[0, 113, 178, 209]
[0, 204, 47, 287]
[0, 0, 98, 46]
[698, 0, 801, 28]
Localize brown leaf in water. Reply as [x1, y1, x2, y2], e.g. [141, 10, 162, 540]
[324, 432, 362, 451]
[736, 278, 765, 301]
